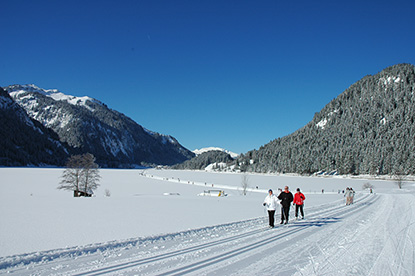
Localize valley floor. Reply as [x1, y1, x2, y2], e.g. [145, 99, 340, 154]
[2, 190, 414, 275]
[0, 168, 415, 276]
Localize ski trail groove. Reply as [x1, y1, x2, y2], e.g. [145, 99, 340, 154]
[70, 227, 265, 276]
[67, 194, 377, 276]
[156, 195, 377, 276]
[156, 227, 308, 276]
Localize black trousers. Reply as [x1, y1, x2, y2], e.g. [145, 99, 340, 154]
[295, 204, 304, 218]
[281, 205, 290, 222]
[267, 210, 275, 227]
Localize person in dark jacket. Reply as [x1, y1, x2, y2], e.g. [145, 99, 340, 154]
[277, 186, 294, 224]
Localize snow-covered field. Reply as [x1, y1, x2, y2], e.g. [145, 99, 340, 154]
[1, 168, 414, 275]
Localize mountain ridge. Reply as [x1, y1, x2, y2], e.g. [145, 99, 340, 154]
[2, 84, 194, 167]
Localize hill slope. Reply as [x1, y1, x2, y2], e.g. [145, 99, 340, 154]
[0, 88, 70, 166]
[171, 150, 234, 170]
[236, 64, 415, 175]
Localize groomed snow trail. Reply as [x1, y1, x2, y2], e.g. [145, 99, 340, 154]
[1, 192, 414, 275]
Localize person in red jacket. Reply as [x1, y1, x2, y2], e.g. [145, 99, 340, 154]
[293, 188, 306, 219]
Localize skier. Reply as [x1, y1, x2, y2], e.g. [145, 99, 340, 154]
[293, 188, 306, 219]
[278, 186, 294, 224]
[263, 189, 278, 228]
[345, 187, 353, 205]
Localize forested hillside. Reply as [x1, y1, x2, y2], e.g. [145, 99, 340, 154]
[235, 64, 415, 175]
[0, 88, 70, 166]
[171, 150, 234, 170]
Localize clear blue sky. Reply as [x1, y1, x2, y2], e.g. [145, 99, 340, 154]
[2, 0, 415, 154]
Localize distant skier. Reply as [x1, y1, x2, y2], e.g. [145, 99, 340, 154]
[293, 188, 306, 219]
[263, 189, 278, 228]
[345, 187, 352, 205]
[278, 186, 294, 224]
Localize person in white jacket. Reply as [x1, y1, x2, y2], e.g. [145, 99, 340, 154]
[263, 189, 278, 228]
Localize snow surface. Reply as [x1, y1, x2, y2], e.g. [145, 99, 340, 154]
[0, 168, 414, 275]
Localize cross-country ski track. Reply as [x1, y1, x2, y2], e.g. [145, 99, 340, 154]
[2, 190, 414, 276]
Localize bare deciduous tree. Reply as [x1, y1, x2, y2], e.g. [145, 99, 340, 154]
[241, 173, 250, 195]
[81, 153, 100, 195]
[393, 172, 406, 189]
[58, 153, 100, 197]
[59, 154, 84, 195]
[362, 182, 374, 190]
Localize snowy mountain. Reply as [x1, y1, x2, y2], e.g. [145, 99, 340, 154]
[193, 147, 239, 158]
[235, 63, 415, 175]
[3, 84, 195, 167]
[0, 87, 70, 166]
